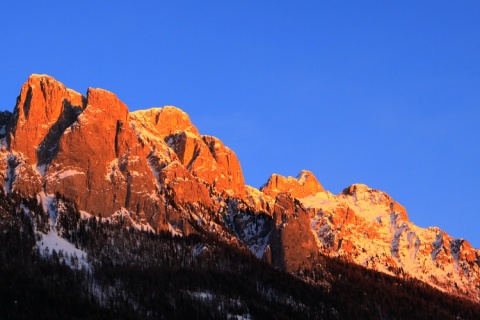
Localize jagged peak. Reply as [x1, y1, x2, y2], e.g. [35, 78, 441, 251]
[27, 73, 57, 83]
[202, 135, 233, 153]
[84, 87, 129, 122]
[131, 106, 247, 199]
[261, 170, 324, 199]
[131, 106, 199, 136]
[6, 74, 85, 163]
[86, 86, 113, 94]
[342, 183, 409, 221]
[296, 170, 324, 191]
[23, 74, 82, 99]
[342, 183, 370, 195]
[296, 170, 312, 183]
[29, 73, 52, 79]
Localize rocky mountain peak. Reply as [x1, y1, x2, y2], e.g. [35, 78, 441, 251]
[342, 183, 370, 195]
[84, 87, 130, 124]
[342, 183, 409, 221]
[261, 170, 324, 199]
[296, 169, 325, 193]
[131, 105, 246, 199]
[7, 74, 84, 163]
[131, 106, 200, 137]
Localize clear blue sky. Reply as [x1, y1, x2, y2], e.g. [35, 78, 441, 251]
[1, 1, 479, 247]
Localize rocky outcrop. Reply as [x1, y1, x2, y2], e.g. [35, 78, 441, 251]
[2, 75, 84, 196]
[44, 87, 158, 220]
[342, 183, 409, 221]
[133, 106, 200, 137]
[265, 193, 319, 273]
[245, 185, 273, 214]
[7, 74, 84, 164]
[0, 153, 42, 197]
[261, 170, 324, 199]
[131, 107, 246, 199]
[202, 135, 246, 198]
[159, 162, 212, 208]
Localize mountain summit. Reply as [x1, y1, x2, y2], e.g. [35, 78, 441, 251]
[1, 75, 479, 314]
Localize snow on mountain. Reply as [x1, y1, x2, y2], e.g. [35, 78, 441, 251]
[300, 184, 480, 300]
[36, 230, 90, 270]
[1, 74, 479, 304]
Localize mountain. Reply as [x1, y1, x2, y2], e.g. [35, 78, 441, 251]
[0, 74, 479, 319]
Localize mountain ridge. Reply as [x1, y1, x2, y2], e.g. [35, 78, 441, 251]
[1, 74, 479, 307]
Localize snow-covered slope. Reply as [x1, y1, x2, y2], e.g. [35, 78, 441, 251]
[300, 184, 480, 300]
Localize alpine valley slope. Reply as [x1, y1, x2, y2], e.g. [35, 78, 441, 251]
[1, 74, 479, 302]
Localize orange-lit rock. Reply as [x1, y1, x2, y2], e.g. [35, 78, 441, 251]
[159, 162, 212, 209]
[202, 135, 246, 198]
[261, 170, 324, 199]
[342, 183, 409, 221]
[44, 87, 158, 219]
[266, 193, 319, 273]
[456, 240, 477, 264]
[132, 106, 246, 199]
[7, 74, 84, 163]
[245, 185, 273, 214]
[134, 106, 200, 137]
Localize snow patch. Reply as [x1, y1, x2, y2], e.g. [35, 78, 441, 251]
[57, 169, 85, 180]
[80, 210, 92, 219]
[107, 208, 155, 233]
[187, 290, 214, 301]
[39, 192, 56, 226]
[105, 159, 119, 181]
[168, 222, 183, 237]
[147, 157, 162, 190]
[35, 192, 90, 270]
[34, 163, 48, 178]
[193, 243, 207, 257]
[37, 231, 90, 270]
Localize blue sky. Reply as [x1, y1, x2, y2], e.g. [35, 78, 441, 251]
[1, 1, 479, 247]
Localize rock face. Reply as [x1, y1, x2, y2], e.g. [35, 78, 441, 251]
[7, 74, 84, 164]
[44, 87, 159, 220]
[135, 106, 200, 137]
[341, 183, 409, 221]
[131, 107, 246, 199]
[266, 193, 319, 273]
[1, 74, 480, 302]
[261, 170, 324, 199]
